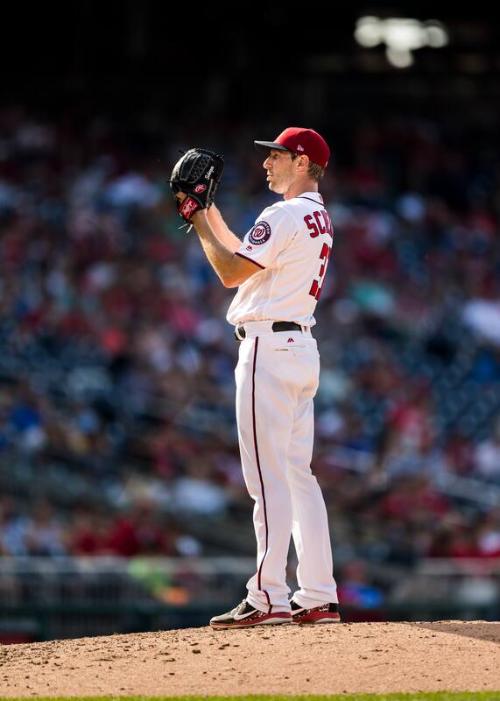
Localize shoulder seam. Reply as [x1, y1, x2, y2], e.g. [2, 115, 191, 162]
[258, 200, 301, 241]
[281, 201, 302, 243]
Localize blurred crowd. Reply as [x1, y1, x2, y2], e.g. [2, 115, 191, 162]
[0, 106, 499, 569]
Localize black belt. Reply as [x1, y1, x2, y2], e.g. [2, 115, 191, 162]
[234, 321, 303, 341]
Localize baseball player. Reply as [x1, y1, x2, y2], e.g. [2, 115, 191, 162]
[173, 127, 340, 628]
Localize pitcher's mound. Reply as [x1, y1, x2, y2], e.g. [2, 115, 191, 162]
[1, 621, 499, 697]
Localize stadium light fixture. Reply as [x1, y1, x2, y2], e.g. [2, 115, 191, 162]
[354, 16, 449, 68]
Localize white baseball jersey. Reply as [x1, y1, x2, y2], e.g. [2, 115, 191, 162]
[226, 192, 333, 327]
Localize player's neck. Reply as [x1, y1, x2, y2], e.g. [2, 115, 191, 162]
[283, 178, 318, 201]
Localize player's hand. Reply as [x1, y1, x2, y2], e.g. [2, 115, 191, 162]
[175, 191, 206, 225]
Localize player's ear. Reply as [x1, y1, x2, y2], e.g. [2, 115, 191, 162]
[297, 154, 310, 171]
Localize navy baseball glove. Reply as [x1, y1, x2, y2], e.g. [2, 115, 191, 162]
[170, 148, 224, 223]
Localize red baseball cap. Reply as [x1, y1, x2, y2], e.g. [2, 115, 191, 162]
[254, 127, 331, 169]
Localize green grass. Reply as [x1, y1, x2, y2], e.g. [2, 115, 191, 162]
[2, 694, 500, 701]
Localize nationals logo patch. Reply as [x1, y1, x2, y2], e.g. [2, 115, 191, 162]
[249, 221, 271, 245]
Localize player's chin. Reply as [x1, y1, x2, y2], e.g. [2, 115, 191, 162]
[268, 182, 283, 194]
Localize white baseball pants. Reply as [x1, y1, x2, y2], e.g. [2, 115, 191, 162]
[234, 320, 338, 613]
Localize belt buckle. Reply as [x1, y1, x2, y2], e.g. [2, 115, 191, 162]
[234, 325, 246, 341]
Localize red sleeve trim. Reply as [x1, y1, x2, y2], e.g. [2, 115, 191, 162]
[235, 252, 266, 270]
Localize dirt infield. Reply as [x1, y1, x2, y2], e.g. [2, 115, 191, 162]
[0, 621, 499, 697]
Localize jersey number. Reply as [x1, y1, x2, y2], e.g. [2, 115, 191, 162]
[309, 242, 332, 300]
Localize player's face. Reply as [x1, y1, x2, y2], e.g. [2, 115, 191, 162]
[263, 150, 296, 195]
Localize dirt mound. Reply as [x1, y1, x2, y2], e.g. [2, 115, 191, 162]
[1, 621, 499, 697]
